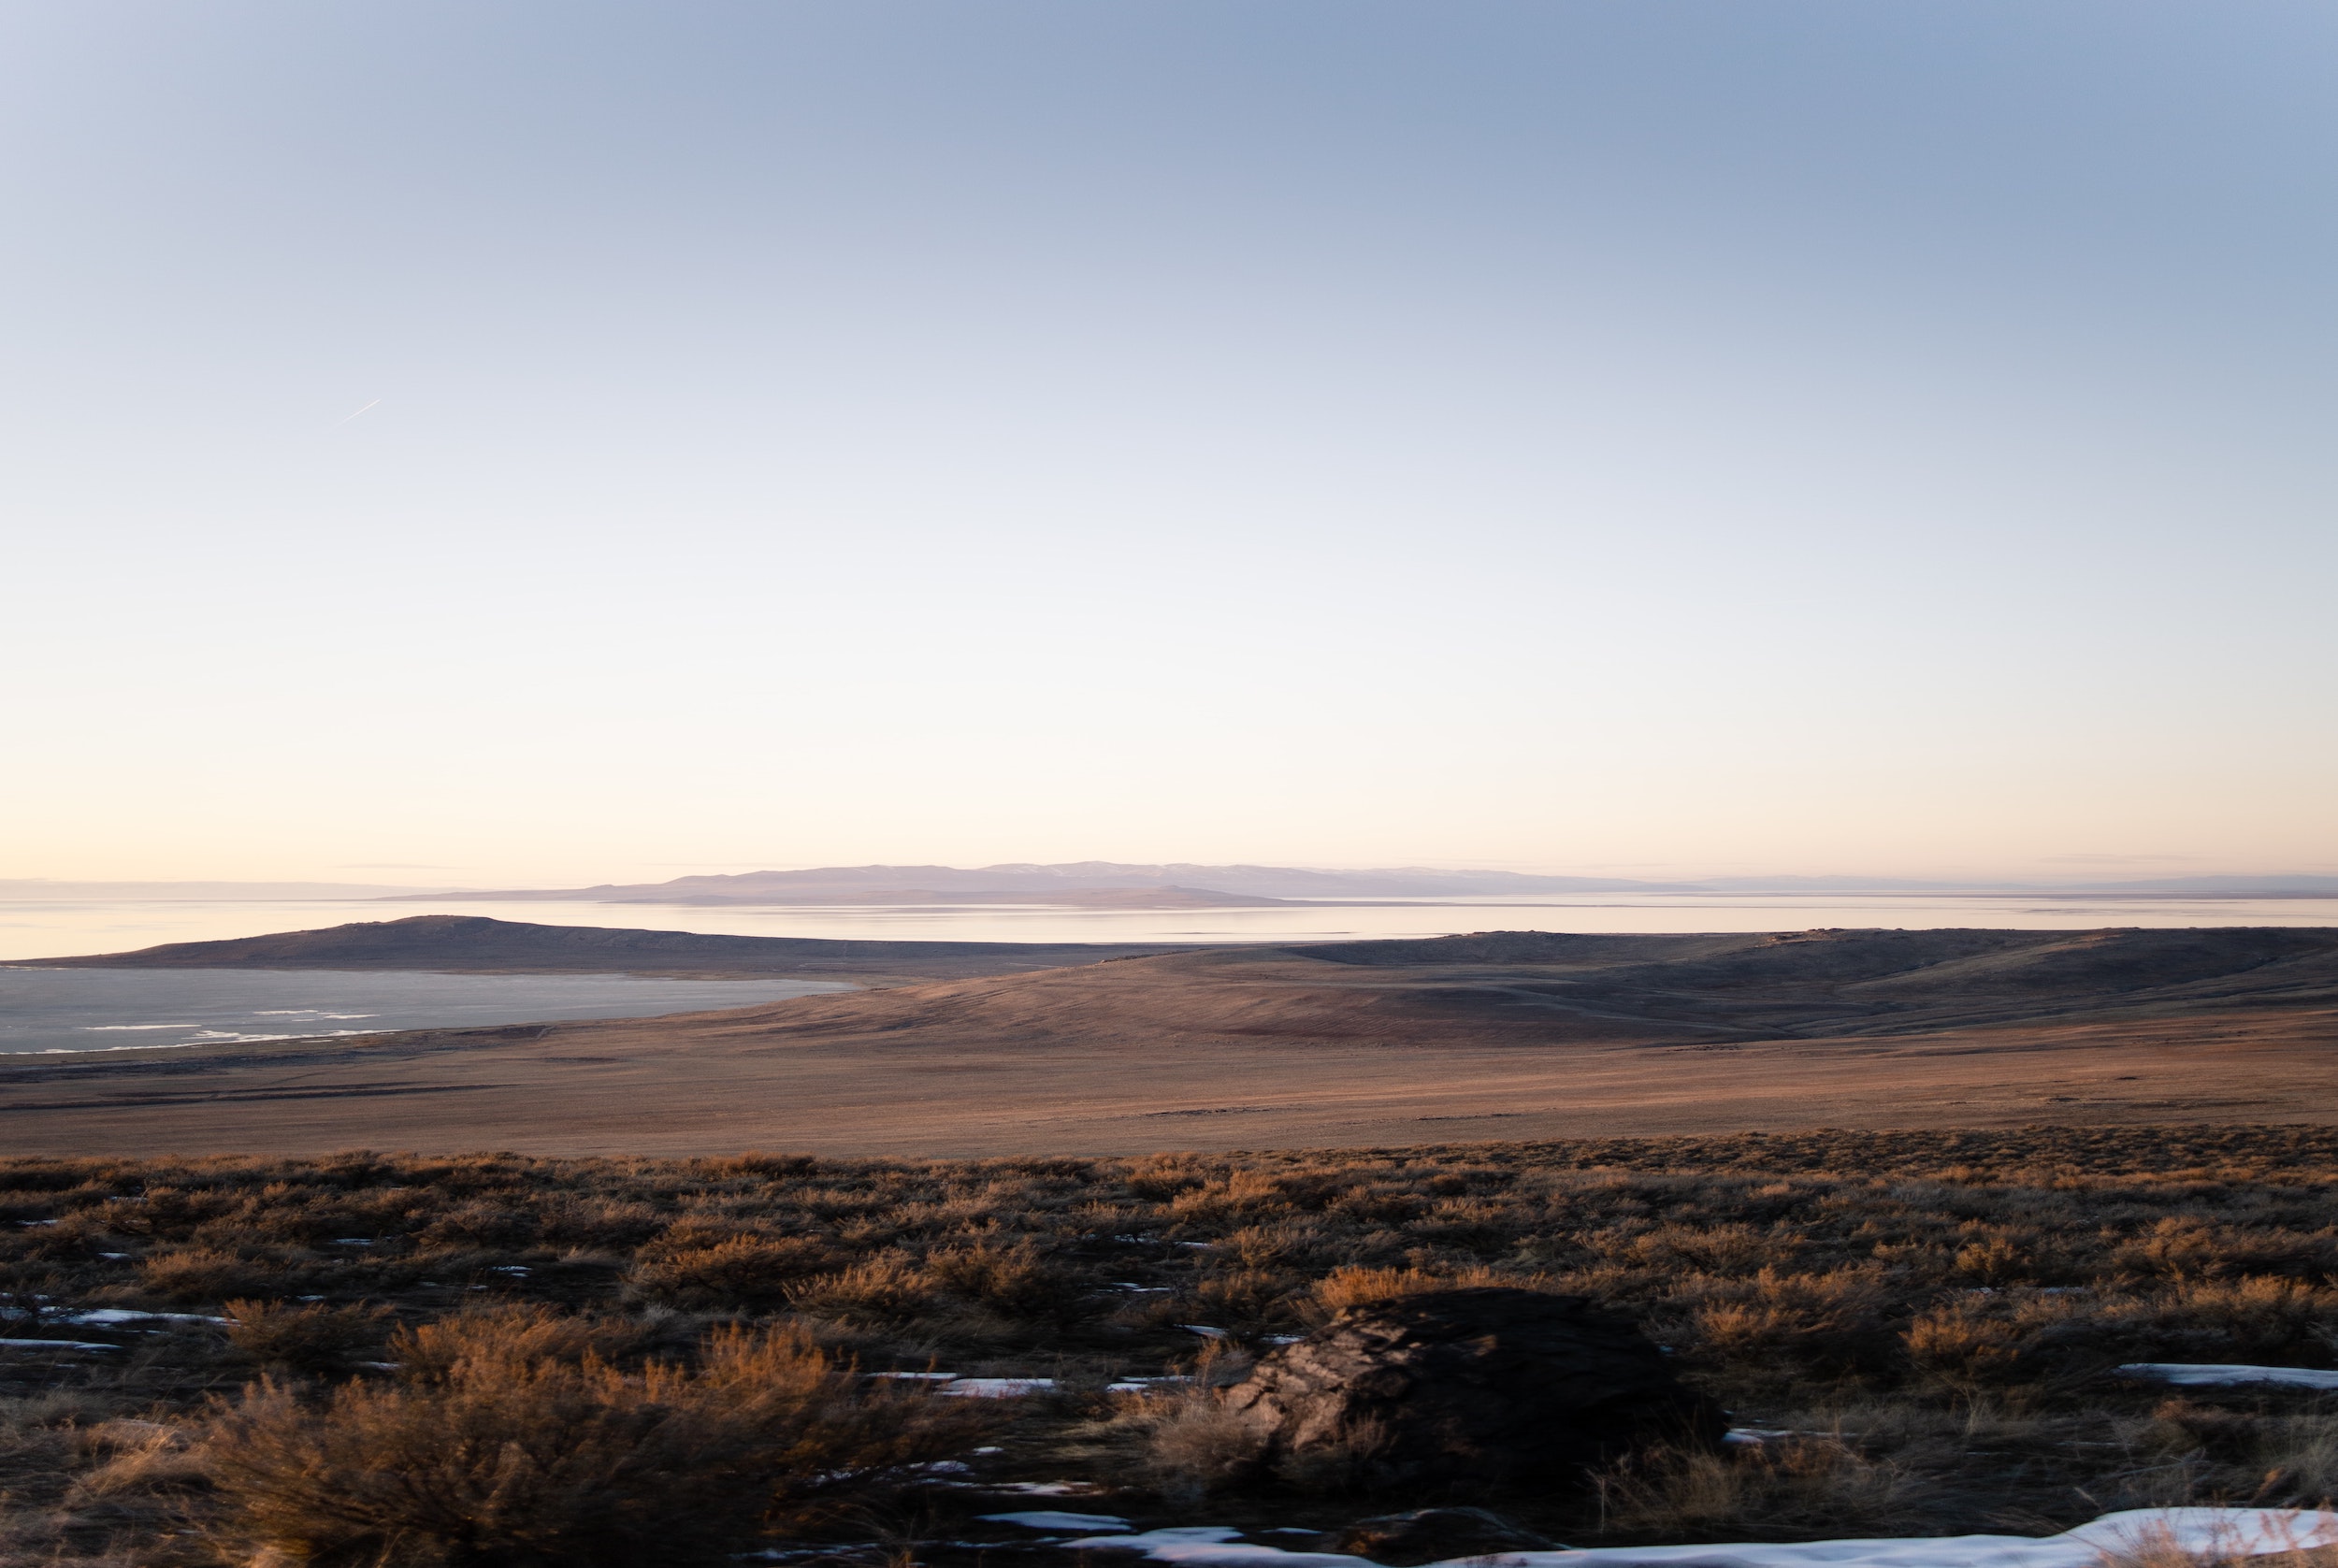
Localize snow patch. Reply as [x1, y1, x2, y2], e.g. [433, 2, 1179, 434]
[1066, 1526, 1369, 1568]
[2119, 1363, 2338, 1390]
[1070, 1509, 2338, 1568]
[939, 1378, 1056, 1398]
[65, 1309, 234, 1327]
[981, 1511, 1132, 1532]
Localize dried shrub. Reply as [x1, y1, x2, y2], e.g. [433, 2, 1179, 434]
[1303, 1264, 1532, 1321]
[2092, 1515, 2338, 1568]
[416, 1201, 539, 1250]
[1592, 1437, 1929, 1540]
[70, 1418, 204, 1501]
[1685, 1268, 1894, 1383]
[1188, 1268, 1303, 1331]
[2136, 1401, 2338, 1507]
[1954, 1235, 2039, 1287]
[140, 1247, 281, 1303]
[2095, 1279, 2338, 1366]
[223, 1300, 392, 1377]
[1270, 1415, 1393, 1495]
[1628, 1223, 1791, 1274]
[627, 1236, 843, 1311]
[387, 1305, 679, 1379]
[534, 1197, 665, 1250]
[201, 1316, 989, 1568]
[1904, 1301, 2030, 1394]
[922, 1241, 1078, 1318]
[784, 1259, 937, 1329]
[1131, 1385, 1269, 1502]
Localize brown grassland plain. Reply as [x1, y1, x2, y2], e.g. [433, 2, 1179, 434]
[5, 923, 2335, 1157]
[7, 1127, 2338, 1564]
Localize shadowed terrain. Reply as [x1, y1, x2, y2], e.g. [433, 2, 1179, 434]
[4, 924, 2333, 1157]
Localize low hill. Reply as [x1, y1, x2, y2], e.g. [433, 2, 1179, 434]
[4, 914, 1187, 983]
[1276, 926, 2338, 1034]
[658, 924, 2338, 1050]
[6, 924, 2335, 1158]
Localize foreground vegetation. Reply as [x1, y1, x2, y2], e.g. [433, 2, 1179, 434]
[6, 1125, 2338, 1564]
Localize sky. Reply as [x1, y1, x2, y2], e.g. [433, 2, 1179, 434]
[3, 1, 2332, 887]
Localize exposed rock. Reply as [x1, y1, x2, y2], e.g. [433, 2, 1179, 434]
[1329, 1506, 1556, 1564]
[1224, 1287, 1724, 1494]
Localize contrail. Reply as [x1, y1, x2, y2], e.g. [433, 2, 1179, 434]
[333, 398, 382, 428]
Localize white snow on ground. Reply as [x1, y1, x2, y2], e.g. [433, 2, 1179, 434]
[64, 1309, 234, 1327]
[876, 1373, 1189, 1395]
[1065, 1526, 1367, 1568]
[1066, 1509, 2338, 1568]
[940, 1378, 1058, 1398]
[0, 1338, 118, 1351]
[2119, 1362, 2338, 1390]
[981, 1511, 1133, 1532]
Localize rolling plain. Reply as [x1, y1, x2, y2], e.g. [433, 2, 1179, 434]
[5, 918, 2333, 1157]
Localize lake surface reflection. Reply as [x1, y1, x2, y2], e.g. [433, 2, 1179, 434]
[0, 968, 851, 1055]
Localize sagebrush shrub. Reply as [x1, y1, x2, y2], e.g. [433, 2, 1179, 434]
[202, 1313, 989, 1568]
[1592, 1437, 1929, 1539]
[627, 1235, 842, 1310]
[140, 1247, 281, 1303]
[222, 1299, 390, 1376]
[783, 1257, 938, 1329]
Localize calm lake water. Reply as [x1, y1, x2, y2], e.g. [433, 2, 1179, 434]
[0, 968, 851, 1055]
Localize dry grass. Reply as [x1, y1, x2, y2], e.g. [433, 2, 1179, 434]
[1593, 1437, 1932, 1540]
[1303, 1264, 1537, 1321]
[1133, 1386, 1271, 1503]
[2094, 1520, 2338, 1568]
[221, 1298, 392, 1376]
[2, 1127, 2338, 1561]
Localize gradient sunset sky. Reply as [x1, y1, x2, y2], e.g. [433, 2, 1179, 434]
[4, 2, 2332, 884]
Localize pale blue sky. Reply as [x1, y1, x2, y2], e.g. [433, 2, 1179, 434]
[4, 2, 2332, 882]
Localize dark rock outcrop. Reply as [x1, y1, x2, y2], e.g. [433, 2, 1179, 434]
[1224, 1287, 1723, 1494]
[1328, 1507, 1555, 1565]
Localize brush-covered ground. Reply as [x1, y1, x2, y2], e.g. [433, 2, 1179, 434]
[7, 1125, 2338, 1566]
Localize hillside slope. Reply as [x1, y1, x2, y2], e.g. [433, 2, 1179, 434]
[694, 925, 2338, 1047]
[6, 925, 2334, 1158]
[5, 914, 1185, 983]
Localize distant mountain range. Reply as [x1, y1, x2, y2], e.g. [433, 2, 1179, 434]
[377, 863, 2338, 907]
[382, 863, 1676, 905]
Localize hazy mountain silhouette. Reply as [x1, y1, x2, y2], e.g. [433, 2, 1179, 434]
[376, 863, 2338, 906]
